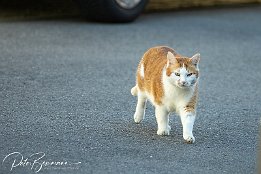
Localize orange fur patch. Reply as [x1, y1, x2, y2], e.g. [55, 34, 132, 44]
[185, 83, 198, 113]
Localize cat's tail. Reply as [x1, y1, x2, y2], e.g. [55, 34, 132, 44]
[131, 85, 138, 96]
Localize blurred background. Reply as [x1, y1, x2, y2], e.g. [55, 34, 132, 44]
[0, 0, 260, 20]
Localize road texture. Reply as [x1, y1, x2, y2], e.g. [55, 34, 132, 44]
[0, 5, 261, 174]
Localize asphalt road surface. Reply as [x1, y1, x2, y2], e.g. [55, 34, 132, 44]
[1, 5, 261, 174]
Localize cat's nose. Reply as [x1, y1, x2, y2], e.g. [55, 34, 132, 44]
[180, 81, 186, 85]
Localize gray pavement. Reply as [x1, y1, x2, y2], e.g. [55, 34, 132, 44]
[1, 5, 261, 174]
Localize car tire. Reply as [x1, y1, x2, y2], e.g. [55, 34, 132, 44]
[76, 0, 148, 23]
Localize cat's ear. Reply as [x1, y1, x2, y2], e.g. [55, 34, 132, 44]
[167, 51, 177, 67]
[190, 53, 200, 68]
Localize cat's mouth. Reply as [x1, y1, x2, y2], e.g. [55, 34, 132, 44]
[177, 83, 190, 88]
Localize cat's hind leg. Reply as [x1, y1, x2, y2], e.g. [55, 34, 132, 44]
[133, 90, 147, 123]
[131, 85, 138, 96]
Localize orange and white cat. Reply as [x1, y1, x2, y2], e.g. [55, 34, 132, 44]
[131, 46, 200, 143]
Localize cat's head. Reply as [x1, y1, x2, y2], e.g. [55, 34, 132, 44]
[165, 51, 200, 88]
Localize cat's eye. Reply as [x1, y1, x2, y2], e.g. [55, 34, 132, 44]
[187, 73, 193, 77]
[174, 72, 180, 76]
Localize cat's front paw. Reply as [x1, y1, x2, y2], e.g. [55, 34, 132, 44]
[157, 126, 171, 136]
[183, 135, 195, 144]
[134, 113, 144, 124]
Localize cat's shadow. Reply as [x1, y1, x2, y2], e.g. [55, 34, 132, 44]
[124, 120, 185, 145]
[122, 116, 216, 146]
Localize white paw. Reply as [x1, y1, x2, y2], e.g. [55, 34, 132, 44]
[134, 113, 144, 124]
[157, 126, 171, 136]
[183, 135, 195, 144]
